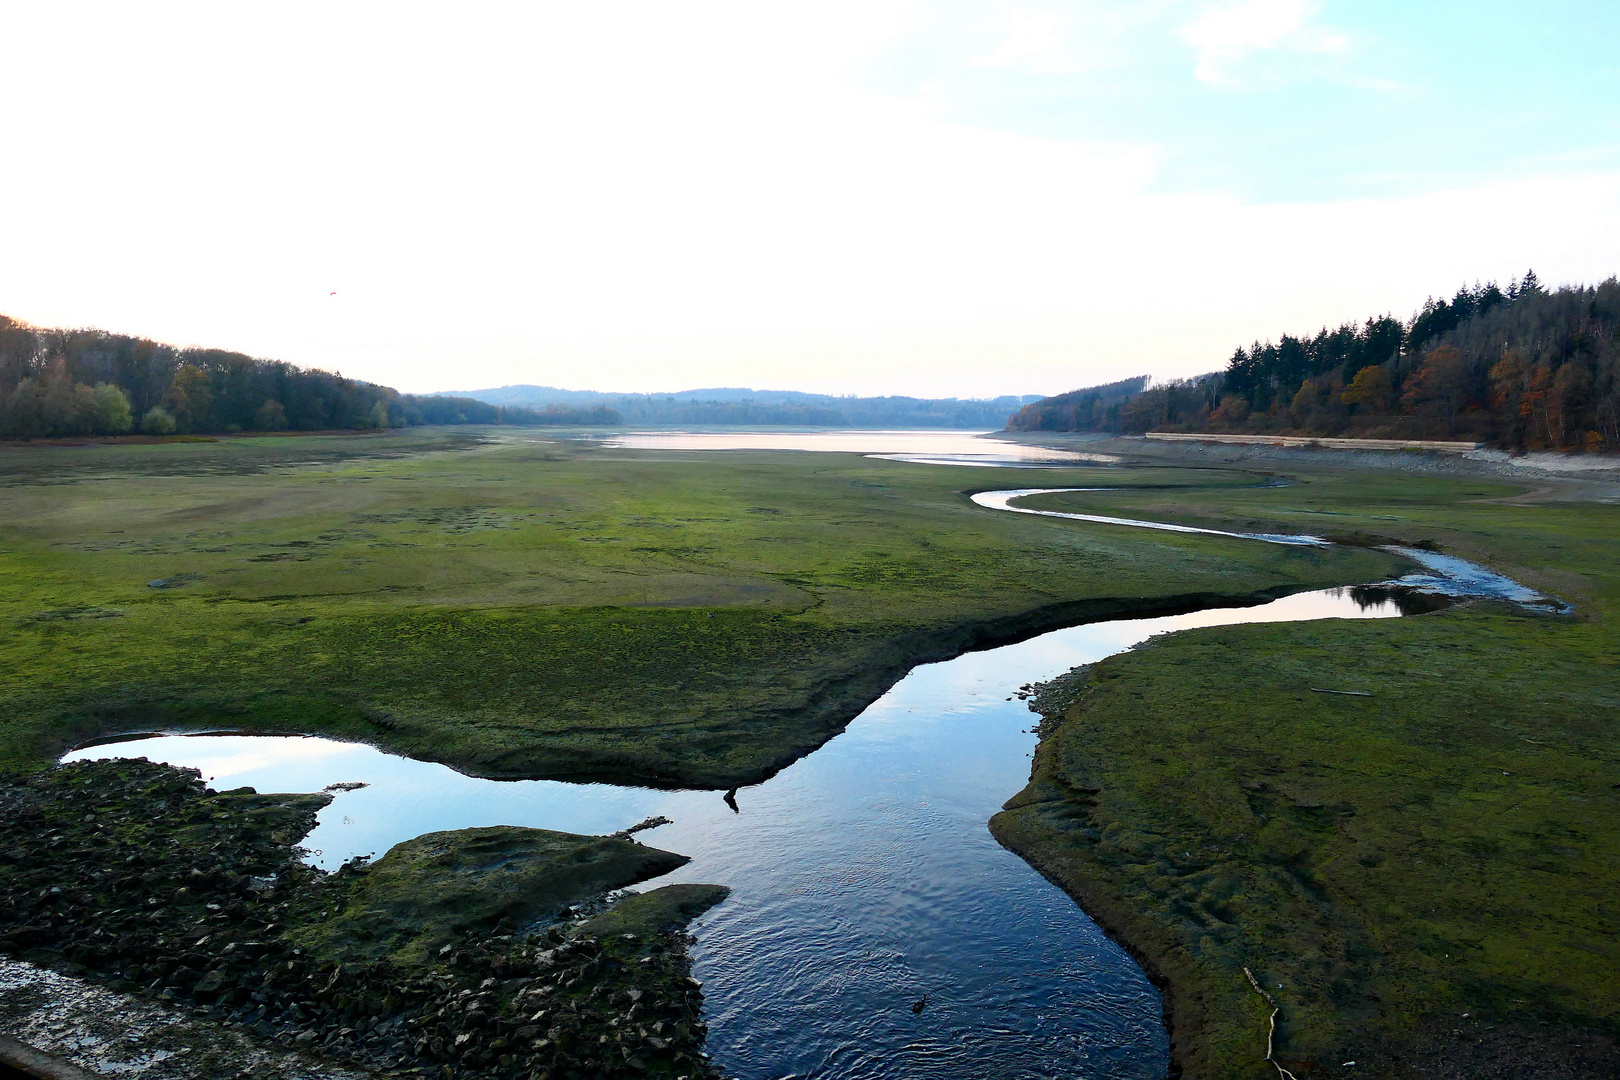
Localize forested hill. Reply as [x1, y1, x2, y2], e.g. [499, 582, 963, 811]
[993, 376, 1150, 433]
[439, 385, 1044, 429]
[1008, 273, 1620, 452]
[0, 316, 619, 438]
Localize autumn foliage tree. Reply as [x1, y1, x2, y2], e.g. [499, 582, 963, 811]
[1009, 273, 1620, 451]
[0, 315, 621, 439]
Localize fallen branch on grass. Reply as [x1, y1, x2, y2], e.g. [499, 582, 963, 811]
[1309, 688, 1373, 697]
[1243, 966, 1301, 1080]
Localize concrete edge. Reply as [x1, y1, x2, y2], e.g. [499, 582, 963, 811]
[0, 1037, 100, 1080]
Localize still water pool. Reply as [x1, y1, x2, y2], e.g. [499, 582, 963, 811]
[69, 585, 1410, 1080]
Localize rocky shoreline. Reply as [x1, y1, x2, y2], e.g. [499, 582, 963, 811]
[0, 758, 727, 1079]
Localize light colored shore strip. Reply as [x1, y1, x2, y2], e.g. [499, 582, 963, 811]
[0, 1036, 100, 1080]
[0, 958, 369, 1080]
[1145, 432, 1482, 452]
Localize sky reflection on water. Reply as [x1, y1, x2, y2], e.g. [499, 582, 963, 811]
[582, 429, 1117, 467]
[66, 586, 1404, 1080]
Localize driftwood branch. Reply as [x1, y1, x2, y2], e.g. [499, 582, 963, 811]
[610, 815, 672, 840]
[1243, 966, 1300, 1080]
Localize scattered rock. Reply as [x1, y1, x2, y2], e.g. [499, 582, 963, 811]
[0, 759, 726, 1079]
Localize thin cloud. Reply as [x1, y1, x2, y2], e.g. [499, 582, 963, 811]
[1179, 0, 1349, 85]
[970, 5, 1073, 72]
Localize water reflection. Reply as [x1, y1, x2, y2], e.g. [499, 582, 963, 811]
[1348, 583, 1452, 615]
[65, 586, 1408, 1080]
[579, 429, 1116, 466]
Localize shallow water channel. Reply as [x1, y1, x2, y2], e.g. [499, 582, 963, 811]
[63, 485, 1556, 1080]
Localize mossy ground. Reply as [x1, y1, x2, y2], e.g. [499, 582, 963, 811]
[16, 429, 1601, 1078]
[299, 825, 691, 965]
[0, 427, 1399, 785]
[994, 471, 1620, 1079]
[0, 759, 726, 1079]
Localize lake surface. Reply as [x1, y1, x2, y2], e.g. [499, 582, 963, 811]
[68, 588, 1412, 1080]
[581, 429, 1118, 467]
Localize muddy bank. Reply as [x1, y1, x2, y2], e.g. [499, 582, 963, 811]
[1003, 432, 1620, 491]
[991, 626, 1620, 1080]
[0, 758, 727, 1079]
[441, 584, 1396, 791]
[40, 584, 1389, 797]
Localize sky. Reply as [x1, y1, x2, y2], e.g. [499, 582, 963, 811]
[3, 1, 1618, 398]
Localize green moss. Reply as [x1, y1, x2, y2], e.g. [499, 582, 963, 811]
[994, 468, 1620, 1078]
[577, 885, 731, 939]
[0, 428, 1402, 784]
[295, 825, 690, 964]
[0, 760, 725, 1077]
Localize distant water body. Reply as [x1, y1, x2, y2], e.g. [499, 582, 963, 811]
[578, 429, 1118, 467]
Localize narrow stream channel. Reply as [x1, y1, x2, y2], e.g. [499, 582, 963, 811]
[64, 487, 1558, 1080]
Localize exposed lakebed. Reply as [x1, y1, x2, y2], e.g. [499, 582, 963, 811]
[63, 483, 1561, 1080]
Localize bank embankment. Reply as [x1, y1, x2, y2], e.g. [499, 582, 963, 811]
[0, 758, 729, 1079]
[1004, 431, 1620, 491]
[987, 473, 1620, 1079]
[525, 582, 1407, 791]
[0, 431, 1401, 789]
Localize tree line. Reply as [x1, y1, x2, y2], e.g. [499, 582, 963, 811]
[597, 395, 1036, 427]
[0, 316, 620, 439]
[1008, 273, 1620, 451]
[453, 384, 1044, 429]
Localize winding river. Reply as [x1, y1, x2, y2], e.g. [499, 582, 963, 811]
[65, 484, 1557, 1080]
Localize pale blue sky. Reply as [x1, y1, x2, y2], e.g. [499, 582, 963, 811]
[860, 1, 1620, 202]
[2, 2, 1617, 396]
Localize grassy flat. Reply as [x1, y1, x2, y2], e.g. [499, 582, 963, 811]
[0, 428, 1401, 785]
[296, 825, 691, 964]
[993, 471, 1620, 1077]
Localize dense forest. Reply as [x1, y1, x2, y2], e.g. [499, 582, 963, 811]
[446, 384, 1043, 429]
[991, 376, 1150, 434]
[1008, 273, 1620, 451]
[0, 316, 619, 439]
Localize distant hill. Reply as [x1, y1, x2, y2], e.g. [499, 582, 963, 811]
[0, 316, 621, 438]
[1007, 273, 1620, 452]
[1002, 376, 1151, 433]
[435, 385, 1044, 429]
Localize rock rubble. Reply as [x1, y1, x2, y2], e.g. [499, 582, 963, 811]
[0, 758, 724, 1079]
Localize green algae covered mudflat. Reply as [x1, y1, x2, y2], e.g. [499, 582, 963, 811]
[6, 427, 1613, 1078]
[0, 427, 1397, 785]
[993, 470, 1620, 1078]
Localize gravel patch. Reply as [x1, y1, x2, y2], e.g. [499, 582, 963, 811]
[0, 957, 368, 1079]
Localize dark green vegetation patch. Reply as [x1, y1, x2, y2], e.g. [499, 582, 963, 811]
[994, 469, 1620, 1079]
[300, 826, 690, 964]
[0, 428, 1399, 786]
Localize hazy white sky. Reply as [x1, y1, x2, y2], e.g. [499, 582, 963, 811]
[4, 2, 1618, 397]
